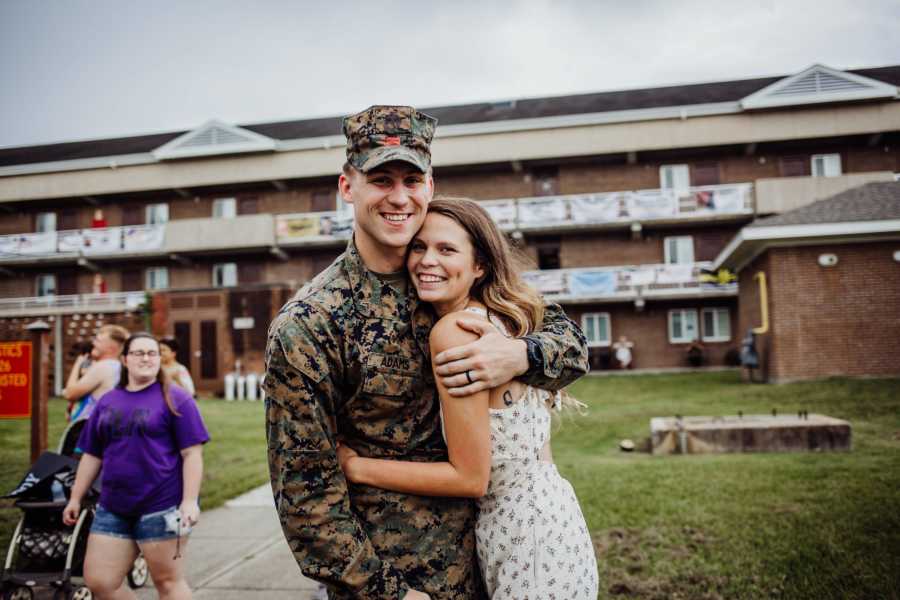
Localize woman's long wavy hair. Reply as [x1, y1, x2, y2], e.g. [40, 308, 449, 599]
[425, 197, 544, 336]
[118, 332, 180, 416]
[423, 198, 586, 414]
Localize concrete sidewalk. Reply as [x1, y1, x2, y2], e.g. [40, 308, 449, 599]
[134, 484, 325, 599]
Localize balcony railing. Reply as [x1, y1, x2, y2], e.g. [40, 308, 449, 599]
[0, 291, 147, 317]
[275, 210, 353, 246]
[522, 261, 737, 303]
[0, 184, 753, 262]
[484, 183, 753, 231]
[0, 225, 164, 260]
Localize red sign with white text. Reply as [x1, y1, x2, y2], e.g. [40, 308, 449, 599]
[0, 341, 32, 419]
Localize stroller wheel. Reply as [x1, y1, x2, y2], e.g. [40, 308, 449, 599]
[127, 554, 149, 588]
[3, 586, 34, 600]
[52, 586, 92, 600]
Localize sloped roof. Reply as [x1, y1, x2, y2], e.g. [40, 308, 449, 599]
[751, 182, 900, 226]
[1, 65, 898, 168]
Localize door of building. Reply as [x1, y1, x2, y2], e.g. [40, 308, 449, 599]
[166, 292, 230, 395]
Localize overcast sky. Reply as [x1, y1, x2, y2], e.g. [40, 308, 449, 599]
[1, 0, 899, 149]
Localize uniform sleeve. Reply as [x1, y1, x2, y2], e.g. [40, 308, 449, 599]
[262, 310, 411, 599]
[172, 389, 210, 449]
[520, 301, 590, 390]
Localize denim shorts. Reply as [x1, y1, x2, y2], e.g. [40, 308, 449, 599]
[90, 505, 191, 543]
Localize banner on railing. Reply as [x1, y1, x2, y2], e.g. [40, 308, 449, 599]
[59, 229, 113, 254]
[518, 197, 568, 224]
[522, 270, 567, 294]
[122, 226, 165, 252]
[277, 214, 353, 240]
[569, 194, 622, 223]
[656, 264, 696, 284]
[696, 187, 746, 213]
[0, 232, 57, 256]
[568, 270, 617, 295]
[617, 266, 656, 287]
[480, 200, 517, 228]
[626, 192, 677, 219]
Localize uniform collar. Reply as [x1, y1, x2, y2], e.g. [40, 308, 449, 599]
[342, 238, 433, 353]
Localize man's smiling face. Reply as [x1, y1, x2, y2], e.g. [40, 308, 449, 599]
[339, 160, 433, 263]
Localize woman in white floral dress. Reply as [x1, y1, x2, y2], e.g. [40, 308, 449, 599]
[338, 198, 598, 599]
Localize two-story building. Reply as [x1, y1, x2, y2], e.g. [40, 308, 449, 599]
[1, 63, 898, 393]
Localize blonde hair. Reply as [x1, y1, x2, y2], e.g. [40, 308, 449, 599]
[98, 324, 129, 351]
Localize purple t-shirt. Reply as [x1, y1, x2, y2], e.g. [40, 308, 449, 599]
[77, 382, 210, 516]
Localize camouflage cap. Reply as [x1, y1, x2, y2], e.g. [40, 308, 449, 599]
[342, 105, 438, 173]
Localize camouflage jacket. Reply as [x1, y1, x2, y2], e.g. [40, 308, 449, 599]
[263, 240, 588, 599]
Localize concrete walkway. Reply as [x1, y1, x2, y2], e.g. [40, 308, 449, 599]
[131, 484, 325, 599]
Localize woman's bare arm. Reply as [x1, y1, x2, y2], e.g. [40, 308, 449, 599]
[339, 313, 492, 498]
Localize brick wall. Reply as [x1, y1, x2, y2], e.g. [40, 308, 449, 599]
[739, 242, 900, 382]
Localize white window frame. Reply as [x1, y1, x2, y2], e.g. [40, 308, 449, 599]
[145, 203, 169, 225]
[664, 236, 695, 265]
[668, 309, 698, 344]
[212, 262, 237, 287]
[36, 212, 57, 233]
[212, 197, 237, 219]
[36, 274, 57, 296]
[811, 153, 842, 177]
[701, 307, 731, 342]
[145, 267, 169, 290]
[581, 312, 611, 347]
[659, 164, 691, 195]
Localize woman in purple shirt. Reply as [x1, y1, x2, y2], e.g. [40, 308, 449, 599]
[63, 332, 210, 600]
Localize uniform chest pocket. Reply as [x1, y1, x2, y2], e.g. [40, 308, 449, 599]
[362, 367, 415, 397]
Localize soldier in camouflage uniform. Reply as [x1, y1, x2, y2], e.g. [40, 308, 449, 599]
[264, 105, 589, 600]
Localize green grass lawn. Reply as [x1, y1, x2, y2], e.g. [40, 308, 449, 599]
[2, 374, 898, 599]
[557, 372, 900, 600]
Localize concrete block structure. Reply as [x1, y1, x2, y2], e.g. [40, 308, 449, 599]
[1, 63, 899, 393]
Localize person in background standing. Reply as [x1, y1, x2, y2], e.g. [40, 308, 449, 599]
[63, 332, 209, 600]
[160, 337, 196, 397]
[63, 324, 129, 422]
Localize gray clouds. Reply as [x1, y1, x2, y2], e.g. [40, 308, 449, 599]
[1, 0, 898, 148]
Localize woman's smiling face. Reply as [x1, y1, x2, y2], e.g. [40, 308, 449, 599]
[407, 213, 484, 316]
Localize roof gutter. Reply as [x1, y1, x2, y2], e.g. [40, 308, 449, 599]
[713, 219, 900, 271]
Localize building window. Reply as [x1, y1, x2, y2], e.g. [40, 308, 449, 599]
[146, 203, 169, 225]
[811, 153, 842, 177]
[664, 236, 695, 264]
[36, 274, 57, 297]
[212, 263, 237, 287]
[668, 309, 698, 343]
[701, 307, 731, 342]
[660, 164, 690, 194]
[36, 212, 56, 233]
[537, 244, 561, 270]
[581, 312, 611, 347]
[213, 198, 237, 219]
[146, 267, 169, 290]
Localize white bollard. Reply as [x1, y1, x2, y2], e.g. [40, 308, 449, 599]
[236, 375, 247, 401]
[246, 373, 259, 401]
[224, 373, 236, 401]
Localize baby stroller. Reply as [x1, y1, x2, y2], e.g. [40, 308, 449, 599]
[1, 419, 148, 600]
